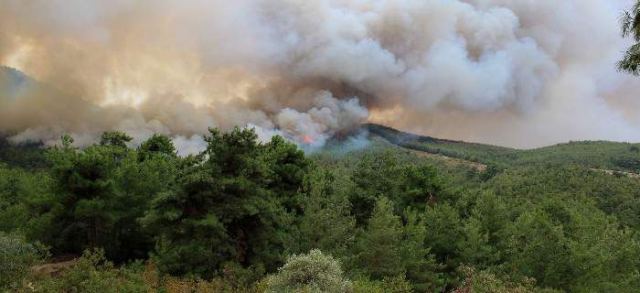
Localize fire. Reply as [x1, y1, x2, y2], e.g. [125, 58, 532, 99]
[302, 135, 314, 144]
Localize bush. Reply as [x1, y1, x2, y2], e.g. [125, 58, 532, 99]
[28, 249, 147, 293]
[0, 234, 43, 290]
[453, 266, 561, 293]
[352, 275, 413, 293]
[265, 249, 352, 293]
[141, 261, 267, 293]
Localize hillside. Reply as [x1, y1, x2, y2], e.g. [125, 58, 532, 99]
[366, 123, 640, 173]
[0, 136, 47, 169]
[2, 122, 639, 173]
[3, 126, 640, 292]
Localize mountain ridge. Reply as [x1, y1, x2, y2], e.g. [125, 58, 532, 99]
[364, 123, 640, 173]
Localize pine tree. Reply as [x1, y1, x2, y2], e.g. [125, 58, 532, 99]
[402, 209, 442, 292]
[620, 1, 640, 75]
[138, 134, 176, 160]
[142, 127, 310, 278]
[354, 197, 404, 279]
[297, 170, 357, 259]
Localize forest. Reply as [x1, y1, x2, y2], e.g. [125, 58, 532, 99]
[2, 125, 640, 292]
[5, 0, 640, 292]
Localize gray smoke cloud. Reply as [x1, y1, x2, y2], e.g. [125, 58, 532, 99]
[1, 0, 639, 151]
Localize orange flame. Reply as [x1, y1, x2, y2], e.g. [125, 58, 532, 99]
[302, 135, 314, 144]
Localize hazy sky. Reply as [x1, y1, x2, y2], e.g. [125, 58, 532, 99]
[1, 0, 640, 150]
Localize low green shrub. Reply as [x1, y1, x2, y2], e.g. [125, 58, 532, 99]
[0, 234, 43, 290]
[352, 275, 413, 293]
[28, 249, 147, 293]
[265, 249, 352, 293]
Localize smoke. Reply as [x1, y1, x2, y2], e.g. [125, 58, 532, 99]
[0, 0, 639, 151]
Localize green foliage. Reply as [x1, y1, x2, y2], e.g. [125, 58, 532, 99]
[476, 170, 640, 291]
[352, 275, 413, 293]
[353, 197, 441, 292]
[0, 165, 53, 232]
[350, 151, 442, 224]
[139, 134, 177, 159]
[28, 249, 148, 293]
[565, 208, 640, 292]
[353, 197, 404, 278]
[17, 132, 178, 261]
[100, 131, 133, 148]
[60, 133, 74, 148]
[2, 124, 640, 292]
[456, 193, 507, 268]
[0, 234, 44, 290]
[265, 249, 352, 293]
[488, 165, 640, 230]
[296, 169, 356, 259]
[620, 1, 640, 74]
[143, 128, 310, 279]
[366, 123, 515, 166]
[502, 209, 573, 288]
[0, 136, 48, 169]
[369, 123, 640, 173]
[613, 156, 640, 172]
[401, 210, 443, 292]
[454, 266, 560, 293]
[423, 203, 464, 267]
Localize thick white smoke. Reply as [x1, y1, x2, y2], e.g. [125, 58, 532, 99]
[0, 0, 639, 151]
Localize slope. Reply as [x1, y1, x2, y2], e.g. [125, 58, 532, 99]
[365, 123, 640, 173]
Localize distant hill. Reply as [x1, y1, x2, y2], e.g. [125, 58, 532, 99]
[0, 66, 38, 101]
[365, 123, 640, 173]
[0, 135, 47, 169]
[0, 67, 49, 168]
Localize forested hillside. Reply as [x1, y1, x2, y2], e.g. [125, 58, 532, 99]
[2, 127, 640, 292]
[368, 124, 640, 173]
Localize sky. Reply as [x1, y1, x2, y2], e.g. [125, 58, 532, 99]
[1, 0, 639, 152]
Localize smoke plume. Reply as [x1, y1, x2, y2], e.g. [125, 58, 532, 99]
[1, 0, 639, 152]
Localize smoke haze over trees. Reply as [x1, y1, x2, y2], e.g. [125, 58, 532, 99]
[4, 1, 640, 292]
[2, 0, 640, 151]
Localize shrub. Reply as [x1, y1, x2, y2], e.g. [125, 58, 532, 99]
[0, 234, 43, 290]
[453, 266, 561, 293]
[352, 275, 413, 293]
[265, 249, 352, 293]
[142, 261, 266, 293]
[28, 249, 147, 293]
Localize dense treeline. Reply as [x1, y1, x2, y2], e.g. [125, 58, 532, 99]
[2, 128, 640, 292]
